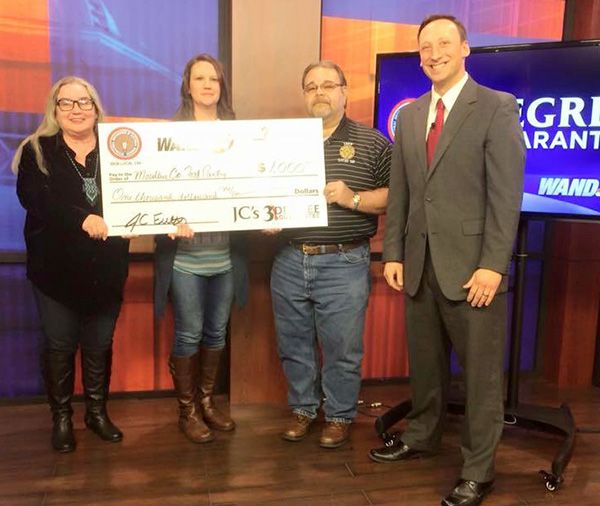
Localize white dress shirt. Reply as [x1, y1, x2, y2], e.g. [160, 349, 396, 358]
[426, 72, 470, 139]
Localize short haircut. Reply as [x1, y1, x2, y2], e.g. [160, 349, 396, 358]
[301, 60, 347, 89]
[418, 14, 468, 41]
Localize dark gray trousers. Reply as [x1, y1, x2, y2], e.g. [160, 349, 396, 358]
[402, 251, 506, 482]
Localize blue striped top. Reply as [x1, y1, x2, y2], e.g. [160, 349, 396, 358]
[173, 232, 232, 276]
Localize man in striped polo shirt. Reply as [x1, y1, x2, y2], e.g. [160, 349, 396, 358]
[271, 61, 392, 448]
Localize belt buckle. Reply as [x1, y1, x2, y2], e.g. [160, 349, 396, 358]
[301, 244, 312, 254]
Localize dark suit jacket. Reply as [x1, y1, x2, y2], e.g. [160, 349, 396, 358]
[383, 77, 525, 301]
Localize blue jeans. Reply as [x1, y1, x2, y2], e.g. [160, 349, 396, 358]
[170, 269, 234, 356]
[271, 244, 371, 423]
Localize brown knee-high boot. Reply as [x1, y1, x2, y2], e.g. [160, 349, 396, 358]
[42, 350, 76, 452]
[169, 353, 214, 443]
[198, 346, 235, 431]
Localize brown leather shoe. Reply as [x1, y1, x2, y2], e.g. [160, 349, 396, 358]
[318, 421, 351, 448]
[198, 346, 236, 432]
[179, 410, 214, 443]
[170, 354, 214, 443]
[281, 413, 315, 442]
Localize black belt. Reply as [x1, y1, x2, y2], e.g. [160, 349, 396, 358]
[289, 240, 367, 255]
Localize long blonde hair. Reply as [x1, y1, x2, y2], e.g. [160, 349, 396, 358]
[11, 76, 105, 176]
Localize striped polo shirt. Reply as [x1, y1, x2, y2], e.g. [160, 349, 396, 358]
[284, 115, 392, 245]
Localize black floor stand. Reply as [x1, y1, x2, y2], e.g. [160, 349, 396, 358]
[374, 217, 576, 491]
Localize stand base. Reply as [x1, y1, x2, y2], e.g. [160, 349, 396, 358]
[374, 398, 576, 491]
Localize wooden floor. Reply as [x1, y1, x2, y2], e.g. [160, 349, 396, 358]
[1, 381, 600, 506]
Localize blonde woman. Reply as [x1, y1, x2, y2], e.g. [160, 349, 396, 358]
[13, 77, 129, 452]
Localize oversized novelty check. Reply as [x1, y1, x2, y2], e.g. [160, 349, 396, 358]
[98, 118, 327, 236]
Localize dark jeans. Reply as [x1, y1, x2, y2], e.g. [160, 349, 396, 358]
[33, 287, 120, 353]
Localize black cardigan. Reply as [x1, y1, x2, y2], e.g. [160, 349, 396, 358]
[16, 133, 129, 314]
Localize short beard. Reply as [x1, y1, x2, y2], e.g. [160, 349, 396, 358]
[310, 103, 331, 118]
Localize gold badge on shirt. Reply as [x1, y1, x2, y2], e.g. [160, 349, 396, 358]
[339, 143, 355, 161]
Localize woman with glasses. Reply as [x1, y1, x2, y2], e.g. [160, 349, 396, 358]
[154, 54, 248, 444]
[12, 76, 129, 452]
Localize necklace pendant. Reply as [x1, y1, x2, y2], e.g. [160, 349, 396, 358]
[82, 178, 99, 206]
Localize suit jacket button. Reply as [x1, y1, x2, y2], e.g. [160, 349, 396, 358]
[425, 198, 432, 203]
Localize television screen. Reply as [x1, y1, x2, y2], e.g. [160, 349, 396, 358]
[375, 41, 600, 219]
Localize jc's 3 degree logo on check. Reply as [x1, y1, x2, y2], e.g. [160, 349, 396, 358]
[233, 205, 288, 223]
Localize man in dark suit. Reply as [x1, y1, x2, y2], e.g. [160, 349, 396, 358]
[369, 14, 525, 506]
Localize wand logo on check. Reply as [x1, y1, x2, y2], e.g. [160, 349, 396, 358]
[107, 127, 142, 160]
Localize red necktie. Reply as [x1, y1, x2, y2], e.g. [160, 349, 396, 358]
[426, 98, 445, 168]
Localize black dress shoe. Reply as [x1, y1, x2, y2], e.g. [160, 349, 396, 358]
[369, 440, 425, 463]
[85, 413, 123, 442]
[51, 416, 76, 452]
[441, 479, 495, 506]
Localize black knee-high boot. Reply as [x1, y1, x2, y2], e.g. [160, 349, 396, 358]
[81, 349, 123, 442]
[42, 350, 77, 452]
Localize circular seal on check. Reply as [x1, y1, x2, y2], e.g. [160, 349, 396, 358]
[107, 127, 142, 160]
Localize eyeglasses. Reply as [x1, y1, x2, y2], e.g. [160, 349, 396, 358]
[56, 98, 95, 111]
[303, 82, 345, 94]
